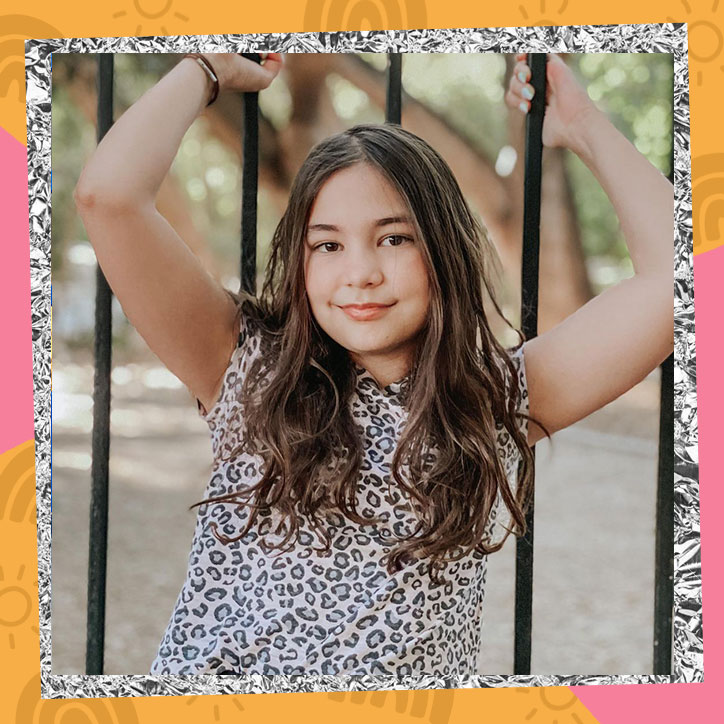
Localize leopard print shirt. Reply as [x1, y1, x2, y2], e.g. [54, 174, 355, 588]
[150, 315, 528, 676]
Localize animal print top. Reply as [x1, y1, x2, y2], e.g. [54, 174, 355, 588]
[150, 315, 529, 676]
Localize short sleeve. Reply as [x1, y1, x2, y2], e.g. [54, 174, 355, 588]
[506, 344, 529, 441]
[195, 313, 261, 426]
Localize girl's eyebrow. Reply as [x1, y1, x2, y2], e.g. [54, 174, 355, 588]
[307, 215, 412, 233]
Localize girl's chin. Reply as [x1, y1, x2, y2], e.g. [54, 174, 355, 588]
[318, 321, 417, 355]
[336, 335, 410, 357]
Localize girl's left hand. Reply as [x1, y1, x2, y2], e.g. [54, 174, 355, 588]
[505, 52, 601, 156]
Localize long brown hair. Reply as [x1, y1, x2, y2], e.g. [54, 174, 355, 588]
[191, 123, 549, 584]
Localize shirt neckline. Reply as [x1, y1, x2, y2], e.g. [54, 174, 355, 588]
[353, 364, 409, 398]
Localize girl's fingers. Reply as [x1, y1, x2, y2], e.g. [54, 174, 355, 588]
[513, 60, 530, 84]
[265, 53, 284, 69]
[504, 85, 531, 114]
[258, 54, 284, 81]
[260, 52, 283, 68]
[518, 82, 535, 104]
[505, 64, 536, 114]
[236, 52, 283, 87]
[510, 53, 559, 113]
[511, 73, 535, 98]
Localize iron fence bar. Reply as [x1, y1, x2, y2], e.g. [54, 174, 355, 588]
[386, 53, 402, 124]
[85, 53, 114, 675]
[240, 53, 262, 296]
[514, 52, 547, 675]
[653, 59, 676, 674]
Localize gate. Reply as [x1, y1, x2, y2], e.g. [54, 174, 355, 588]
[82, 51, 674, 676]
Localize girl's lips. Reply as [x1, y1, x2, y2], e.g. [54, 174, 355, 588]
[339, 304, 394, 321]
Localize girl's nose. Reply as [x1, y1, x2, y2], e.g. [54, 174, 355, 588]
[344, 247, 384, 287]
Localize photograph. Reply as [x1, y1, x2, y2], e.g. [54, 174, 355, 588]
[50, 49, 674, 677]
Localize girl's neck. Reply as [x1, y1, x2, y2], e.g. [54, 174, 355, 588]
[350, 352, 411, 389]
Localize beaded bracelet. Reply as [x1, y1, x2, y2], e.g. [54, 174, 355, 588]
[183, 53, 219, 107]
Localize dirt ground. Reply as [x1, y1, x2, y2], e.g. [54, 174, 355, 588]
[50, 355, 662, 675]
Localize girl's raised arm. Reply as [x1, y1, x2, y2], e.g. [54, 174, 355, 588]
[505, 54, 674, 446]
[73, 53, 283, 413]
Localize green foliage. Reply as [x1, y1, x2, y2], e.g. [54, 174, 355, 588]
[401, 53, 510, 158]
[568, 54, 672, 277]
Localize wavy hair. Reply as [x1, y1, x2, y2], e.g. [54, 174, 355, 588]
[191, 123, 550, 584]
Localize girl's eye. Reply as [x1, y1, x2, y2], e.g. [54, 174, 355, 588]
[382, 235, 410, 247]
[313, 241, 340, 253]
[312, 236, 412, 253]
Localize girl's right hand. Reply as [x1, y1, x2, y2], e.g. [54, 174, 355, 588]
[200, 52, 284, 94]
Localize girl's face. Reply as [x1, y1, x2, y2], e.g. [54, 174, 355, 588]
[303, 163, 430, 373]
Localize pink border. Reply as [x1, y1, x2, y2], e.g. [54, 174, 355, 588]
[2, 116, 713, 719]
[0, 125, 34, 453]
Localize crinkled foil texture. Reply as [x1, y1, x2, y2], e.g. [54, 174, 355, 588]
[28, 23, 696, 697]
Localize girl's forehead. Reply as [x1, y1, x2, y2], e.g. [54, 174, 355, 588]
[309, 165, 411, 226]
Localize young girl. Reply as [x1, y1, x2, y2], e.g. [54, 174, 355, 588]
[74, 52, 673, 676]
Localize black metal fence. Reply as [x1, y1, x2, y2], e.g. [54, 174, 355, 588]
[83, 52, 674, 676]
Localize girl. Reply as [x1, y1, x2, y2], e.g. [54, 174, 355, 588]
[73, 52, 673, 676]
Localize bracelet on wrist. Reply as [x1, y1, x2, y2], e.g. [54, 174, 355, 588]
[183, 53, 219, 107]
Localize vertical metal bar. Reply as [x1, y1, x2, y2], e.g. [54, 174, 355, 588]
[653, 54, 675, 674]
[240, 53, 261, 296]
[386, 53, 402, 125]
[514, 52, 547, 675]
[85, 53, 114, 675]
